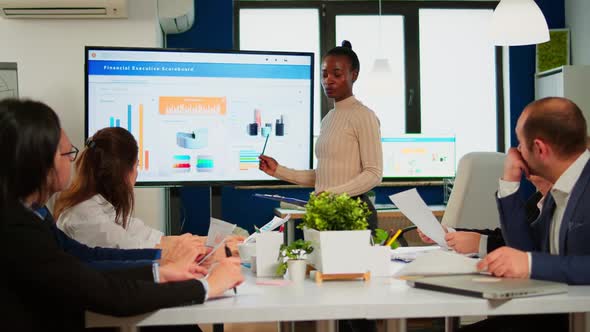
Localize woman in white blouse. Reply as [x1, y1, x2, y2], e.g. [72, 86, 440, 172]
[54, 127, 176, 249]
[54, 127, 242, 254]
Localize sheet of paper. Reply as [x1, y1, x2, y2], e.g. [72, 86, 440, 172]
[390, 245, 442, 262]
[197, 238, 227, 265]
[394, 250, 479, 277]
[256, 279, 292, 286]
[206, 217, 236, 247]
[243, 215, 290, 244]
[259, 215, 290, 232]
[389, 189, 448, 248]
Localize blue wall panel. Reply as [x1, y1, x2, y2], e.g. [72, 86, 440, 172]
[166, 0, 233, 50]
[508, 0, 565, 148]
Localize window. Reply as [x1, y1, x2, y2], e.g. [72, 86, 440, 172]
[239, 8, 321, 136]
[237, 1, 504, 173]
[419, 8, 499, 166]
[336, 15, 406, 136]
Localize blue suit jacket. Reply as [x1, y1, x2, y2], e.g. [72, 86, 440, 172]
[38, 206, 161, 270]
[498, 159, 590, 284]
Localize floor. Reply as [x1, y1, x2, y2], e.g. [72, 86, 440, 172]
[201, 323, 278, 332]
[199, 318, 453, 332]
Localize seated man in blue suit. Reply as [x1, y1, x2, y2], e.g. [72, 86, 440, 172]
[463, 97, 588, 331]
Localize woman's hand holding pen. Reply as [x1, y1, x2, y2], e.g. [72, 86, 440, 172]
[258, 155, 278, 176]
[206, 257, 244, 299]
[158, 236, 211, 282]
[160, 234, 210, 266]
[225, 235, 246, 256]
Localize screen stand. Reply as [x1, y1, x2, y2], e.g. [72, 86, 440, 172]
[164, 186, 221, 235]
[210, 186, 223, 218]
[211, 187, 225, 332]
[164, 186, 225, 332]
[164, 187, 182, 235]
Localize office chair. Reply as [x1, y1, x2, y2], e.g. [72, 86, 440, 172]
[398, 152, 506, 246]
[442, 151, 505, 229]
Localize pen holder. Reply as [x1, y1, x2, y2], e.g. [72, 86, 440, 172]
[367, 245, 392, 277]
[255, 231, 283, 277]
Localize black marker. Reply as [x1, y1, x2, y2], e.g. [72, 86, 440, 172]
[260, 133, 270, 156]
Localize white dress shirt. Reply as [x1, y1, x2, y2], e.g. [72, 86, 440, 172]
[498, 150, 590, 271]
[57, 194, 163, 249]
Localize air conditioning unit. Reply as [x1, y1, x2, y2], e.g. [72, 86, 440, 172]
[0, 0, 127, 19]
[157, 0, 194, 34]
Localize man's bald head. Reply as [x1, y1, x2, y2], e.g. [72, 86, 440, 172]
[519, 97, 587, 159]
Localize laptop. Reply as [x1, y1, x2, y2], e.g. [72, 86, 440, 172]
[407, 274, 568, 300]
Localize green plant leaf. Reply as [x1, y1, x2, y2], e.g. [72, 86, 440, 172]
[298, 192, 370, 231]
[276, 239, 314, 276]
[373, 228, 389, 244]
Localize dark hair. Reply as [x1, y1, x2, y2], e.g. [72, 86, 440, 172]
[325, 40, 360, 73]
[0, 99, 61, 210]
[54, 127, 138, 228]
[522, 97, 587, 158]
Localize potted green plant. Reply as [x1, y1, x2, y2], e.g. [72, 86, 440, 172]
[276, 239, 314, 282]
[299, 192, 372, 274]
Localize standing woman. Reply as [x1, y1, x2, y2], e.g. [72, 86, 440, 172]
[0, 99, 243, 331]
[259, 40, 383, 231]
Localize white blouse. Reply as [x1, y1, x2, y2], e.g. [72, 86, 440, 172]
[56, 194, 163, 249]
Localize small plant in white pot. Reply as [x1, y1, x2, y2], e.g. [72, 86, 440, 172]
[277, 239, 314, 282]
[299, 192, 372, 274]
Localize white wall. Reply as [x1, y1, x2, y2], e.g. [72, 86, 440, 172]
[0, 0, 166, 231]
[566, 0, 590, 65]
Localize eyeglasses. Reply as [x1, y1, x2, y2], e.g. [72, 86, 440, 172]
[61, 145, 79, 162]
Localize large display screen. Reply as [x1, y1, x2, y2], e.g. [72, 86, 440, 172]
[85, 47, 314, 186]
[382, 135, 456, 178]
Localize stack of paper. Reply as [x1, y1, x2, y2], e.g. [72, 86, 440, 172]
[390, 245, 443, 262]
[394, 250, 479, 277]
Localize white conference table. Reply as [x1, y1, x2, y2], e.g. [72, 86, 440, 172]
[87, 265, 590, 332]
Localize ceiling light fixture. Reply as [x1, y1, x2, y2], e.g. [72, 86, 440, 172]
[491, 0, 549, 46]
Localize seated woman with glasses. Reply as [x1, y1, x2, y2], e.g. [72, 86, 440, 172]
[53, 127, 243, 258]
[0, 98, 244, 331]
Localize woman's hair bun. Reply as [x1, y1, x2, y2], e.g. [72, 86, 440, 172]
[341, 40, 352, 49]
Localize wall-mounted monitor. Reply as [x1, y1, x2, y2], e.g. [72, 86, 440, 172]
[382, 135, 456, 179]
[85, 47, 314, 186]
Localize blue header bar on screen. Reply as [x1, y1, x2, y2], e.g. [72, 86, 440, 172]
[88, 60, 311, 79]
[382, 137, 455, 143]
